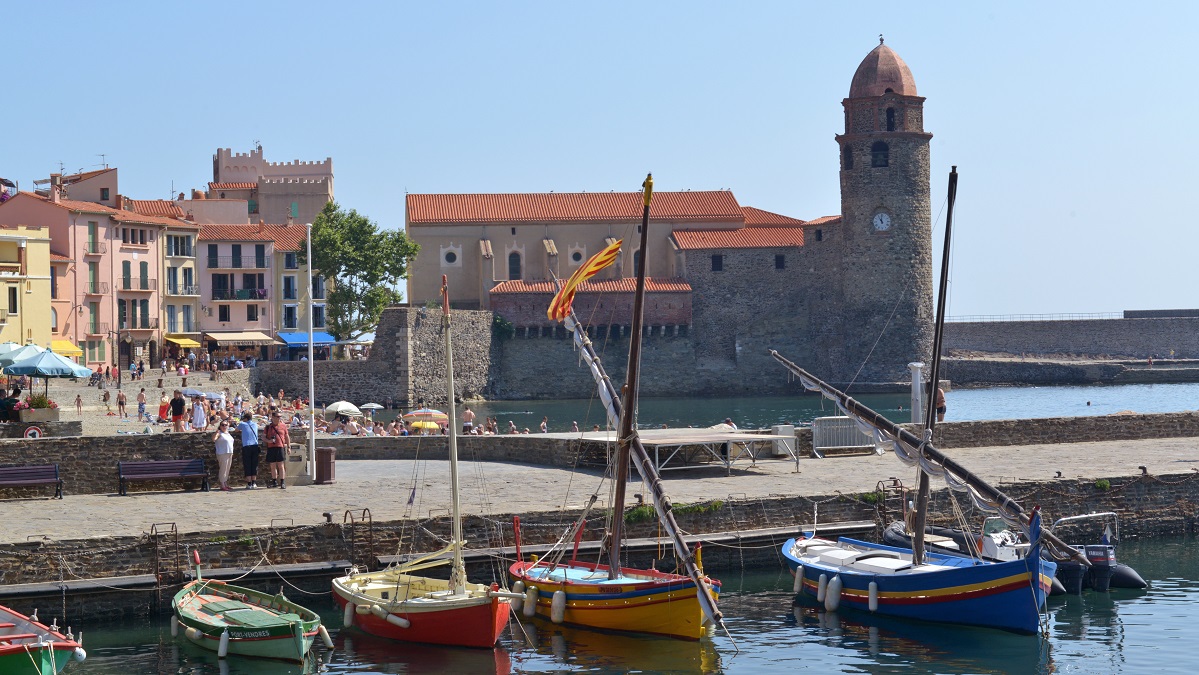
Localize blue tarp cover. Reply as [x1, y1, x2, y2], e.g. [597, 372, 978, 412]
[277, 331, 337, 347]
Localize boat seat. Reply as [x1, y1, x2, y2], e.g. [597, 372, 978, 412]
[0, 622, 15, 629]
[0, 633, 40, 642]
[819, 548, 865, 565]
[854, 557, 913, 574]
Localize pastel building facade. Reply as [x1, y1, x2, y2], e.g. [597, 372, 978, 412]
[211, 146, 334, 225]
[0, 224, 54, 349]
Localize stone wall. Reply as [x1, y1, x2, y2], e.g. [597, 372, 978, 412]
[942, 357, 1199, 386]
[944, 317, 1199, 359]
[0, 421, 82, 438]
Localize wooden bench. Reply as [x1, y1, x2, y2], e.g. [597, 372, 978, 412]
[117, 459, 209, 496]
[0, 464, 64, 499]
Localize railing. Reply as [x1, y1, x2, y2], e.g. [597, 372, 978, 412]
[206, 256, 270, 269]
[85, 241, 107, 255]
[120, 318, 160, 330]
[211, 288, 269, 301]
[119, 278, 156, 291]
[85, 282, 110, 294]
[946, 312, 1123, 322]
[166, 285, 199, 296]
[86, 322, 110, 335]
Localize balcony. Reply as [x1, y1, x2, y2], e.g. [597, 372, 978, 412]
[85, 241, 107, 255]
[118, 278, 156, 292]
[85, 282, 110, 295]
[166, 285, 200, 296]
[120, 318, 160, 330]
[206, 256, 270, 270]
[86, 322, 110, 336]
[211, 288, 269, 301]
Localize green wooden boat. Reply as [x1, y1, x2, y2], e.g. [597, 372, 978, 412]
[172, 551, 326, 662]
[0, 605, 85, 675]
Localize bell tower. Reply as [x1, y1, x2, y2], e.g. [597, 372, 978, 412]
[832, 37, 934, 384]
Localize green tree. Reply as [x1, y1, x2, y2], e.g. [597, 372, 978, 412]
[299, 202, 419, 341]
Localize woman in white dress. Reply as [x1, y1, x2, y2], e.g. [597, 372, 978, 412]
[212, 420, 234, 491]
[192, 397, 207, 431]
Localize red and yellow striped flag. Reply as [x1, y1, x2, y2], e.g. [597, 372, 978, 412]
[547, 239, 622, 321]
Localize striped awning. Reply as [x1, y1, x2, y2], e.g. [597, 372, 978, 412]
[50, 339, 83, 357]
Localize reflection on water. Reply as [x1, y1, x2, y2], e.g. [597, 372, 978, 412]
[65, 536, 1199, 674]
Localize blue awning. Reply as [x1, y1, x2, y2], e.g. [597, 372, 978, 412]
[277, 331, 337, 347]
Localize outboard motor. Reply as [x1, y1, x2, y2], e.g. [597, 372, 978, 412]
[1056, 546, 1088, 595]
[1085, 544, 1117, 592]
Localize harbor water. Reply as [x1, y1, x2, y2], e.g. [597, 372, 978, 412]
[64, 535, 1198, 674]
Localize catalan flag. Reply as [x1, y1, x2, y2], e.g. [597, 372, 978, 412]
[547, 239, 622, 321]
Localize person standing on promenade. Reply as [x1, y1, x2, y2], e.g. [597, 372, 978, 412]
[264, 410, 290, 489]
[212, 419, 235, 491]
[170, 390, 185, 431]
[116, 389, 127, 418]
[238, 411, 261, 489]
[136, 388, 148, 422]
[462, 405, 476, 433]
[935, 387, 947, 422]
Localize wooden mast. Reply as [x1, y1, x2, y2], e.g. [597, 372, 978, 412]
[911, 166, 958, 566]
[441, 275, 466, 594]
[608, 173, 653, 580]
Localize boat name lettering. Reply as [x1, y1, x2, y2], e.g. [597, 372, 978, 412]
[230, 630, 271, 639]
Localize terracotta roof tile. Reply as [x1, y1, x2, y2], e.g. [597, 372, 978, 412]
[61, 168, 116, 184]
[50, 251, 73, 262]
[741, 206, 806, 226]
[209, 182, 257, 191]
[18, 191, 182, 226]
[197, 222, 308, 250]
[127, 199, 185, 219]
[802, 215, 841, 226]
[672, 226, 806, 250]
[490, 278, 692, 294]
[408, 191, 744, 225]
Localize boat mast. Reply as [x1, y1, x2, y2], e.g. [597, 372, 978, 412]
[441, 275, 466, 594]
[608, 173, 653, 580]
[911, 166, 958, 566]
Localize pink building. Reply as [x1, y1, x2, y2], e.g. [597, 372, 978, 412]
[0, 177, 175, 369]
[196, 222, 279, 359]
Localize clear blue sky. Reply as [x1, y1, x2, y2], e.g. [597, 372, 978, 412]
[7, 2, 1195, 316]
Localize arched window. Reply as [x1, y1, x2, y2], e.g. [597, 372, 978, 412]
[51, 307, 58, 331]
[871, 141, 889, 168]
[886, 108, 896, 131]
[508, 251, 522, 280]
[842, 145, 854, 170]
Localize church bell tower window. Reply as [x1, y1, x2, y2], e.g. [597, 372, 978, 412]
[871, 142, 890, 167]
[886, 108, 896, 131]
[843, 145, 854, 170]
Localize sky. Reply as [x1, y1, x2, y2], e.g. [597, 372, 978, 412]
[5, 2, 1196, 317]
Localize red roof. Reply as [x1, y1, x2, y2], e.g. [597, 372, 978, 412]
[672, 226, 807, 250]
[50, 250, 73, 262]
[741, 206, 805, 226]
[803, 215, 841, 227]
[408, 191, 744, 225]
[61, 168, 116, 184]
[490, 278, 692, 294]
[198, 222, 308, 250]
[127, 199, 184, 218]
[17, 192, 182, 226]
[209, 182, 257, 191]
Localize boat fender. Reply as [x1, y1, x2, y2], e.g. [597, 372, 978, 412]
[523, 586, 539, 618]
[550, 590, 567, 624]
[185, 627, 203, 642]
[824, 575, 842, 612]
[355, 604, 372, 615]
[868, 581, 878, 612]
[73, 647, 87, 663]
[511, 581, 525, 612]
[170, 615, 179, 637]
[217, 629, 230, 658]
[371, 604, 411, 629]
[343, 602, 355, 628]
[318, 624, 334, 649]
[792, 565, 804, 594]
[816, 574, 828, 603]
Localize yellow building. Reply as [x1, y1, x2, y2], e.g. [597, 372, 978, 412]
[0, 224, 54, 350]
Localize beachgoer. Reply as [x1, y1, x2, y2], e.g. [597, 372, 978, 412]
[170, 391, 185, 431]
[116, 390, 127, 418]
[935, 387, 947, 422]
[191, 396, 207, 431]
[136, 388, 148, 422]
[571, 421, 579, 433]
[508, 421, 518, 435]
[723, 417, 737, 430]
[158, 391, 169, 424]
[264, 410, 290, 489]
[213, 420, 235, 491]
[462, 405, 476, 433]
[540, 416, 548, 433]
[74, 394, 83, 414]
[238, 411, 261, 489]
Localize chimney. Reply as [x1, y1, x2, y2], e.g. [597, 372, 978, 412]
[50, 173, 62, 204]
[192, 189, 205, 200]
[285, 214, 293, 227]
[115, 194, 125, 211]
[177, 192, 186, 201]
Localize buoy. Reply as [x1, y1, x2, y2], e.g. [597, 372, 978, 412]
[170, 615, 179, 637]
[217, 629, 230, 658]
[550, 590, 566, 624]
[343, 602, 355, 628]
[185, 627, 203, 642]
[73, 647, 87, 663]
[318, 625, 334, 649]
[523, 586, 539, 618]
[868, 581, 879, 612]
[792, 565, 804, 593]
[824, 575, 842, 612]
[816, 574, 828, 603]
[355, 604, 371, 615]
[511, 581, 525, 612]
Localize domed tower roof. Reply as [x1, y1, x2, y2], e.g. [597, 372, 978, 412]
[849, 38, 917, 98]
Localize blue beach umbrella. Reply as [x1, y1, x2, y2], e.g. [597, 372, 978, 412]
[3, 350, 92, 378]
[0, 344, 45, 369]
